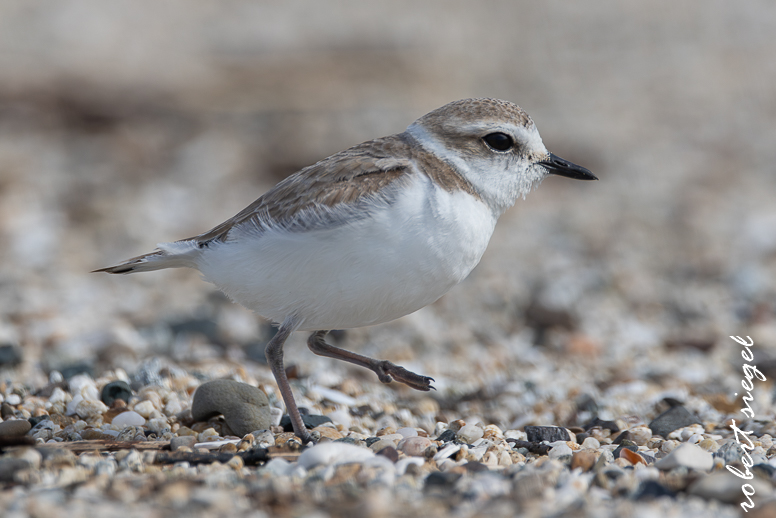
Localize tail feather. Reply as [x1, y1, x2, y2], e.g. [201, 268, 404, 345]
[94, 241, 200, 274]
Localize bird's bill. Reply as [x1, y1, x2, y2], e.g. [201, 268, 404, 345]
[539, 153, 597, 180]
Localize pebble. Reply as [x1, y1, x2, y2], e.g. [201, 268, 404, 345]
[376, 446, 399, 462]
[571, 450, 597, 471]
[456, 424, 484, 444]
[279, 413, 332, 432]
[75, 399, 109, 419]
[298, 442, 374, 469]
[628, 425, 652, 446]
[0, 419, 31, 437]
[436, 429, 457, 442]
[548, 443, 573, 463]
[133, 400, 156, 419]
[580, 437, 600, 449]
[648, 406, 702, 439]
[192, 380, 271, 437]
[111, 410, 146, 428]
[170, 436, 198, 451]
[654, 443, 713, 471]
[370, 439, 397, 453]
[100, 381, 133, 406]
[398, 436, 432, 457]
[525, 426, 570, 443]
[688, 471, 771, 503]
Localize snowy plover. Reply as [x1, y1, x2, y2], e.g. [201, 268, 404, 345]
[97, 98, 596, 442]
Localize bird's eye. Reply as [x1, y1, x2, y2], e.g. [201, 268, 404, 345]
[482, 132, 513, 152]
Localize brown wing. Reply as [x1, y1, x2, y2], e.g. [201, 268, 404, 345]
[188, 134, 415, 245]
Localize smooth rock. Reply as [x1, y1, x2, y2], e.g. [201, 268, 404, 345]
[549, 443, 573, 463]
[648, 406, 702, 439]
[192, 380, 271, 437]
[398, 436, 432, 457]
[572, 450, 597, 471]
[369, 439, 397, 453]
[525, 426, 570, 443]
[110, 410, 146, 428]
[457, 425, 484, 444]
[654, 443, 713, 471]
[298, 442, 374, 469]
[376, 446, 399, 462]
[279, 413, 332, 432]
[0, 419, 31, 437]
[75, 399, 109, 419]
[397, 427, 418, 438]
[100, 381, 133, 406]
[628, 425, 653, 446]
[688, 471, 770, 503]
[580, 437, 600, 449]
[583, 417, 619, 433]
[170, 436, 198, 451]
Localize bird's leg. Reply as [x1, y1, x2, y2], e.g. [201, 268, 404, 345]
[307, 331, 434, 391]
[265, 321, 312, 443]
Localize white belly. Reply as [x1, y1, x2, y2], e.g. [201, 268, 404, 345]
[196, 176, 497, 331]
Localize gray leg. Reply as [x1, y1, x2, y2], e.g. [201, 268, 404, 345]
[307, 331, 434, 391]
[265, 321, 312, 443]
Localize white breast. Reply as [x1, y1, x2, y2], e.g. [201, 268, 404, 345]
[195, 174, 497, 331]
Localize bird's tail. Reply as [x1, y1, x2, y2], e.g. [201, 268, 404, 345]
[93, 240, 200, 274]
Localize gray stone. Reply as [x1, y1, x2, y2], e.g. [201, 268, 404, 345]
[654, 443, 713, 471]
[688, 471, 771, 503]
[170, 435, 198, 451]
[192, 380, 271, 437]
[525, 426, 570, 443]
[100, 380, 132, 406]
[0, 419, 31, 437]
[648, 406, 702, 438]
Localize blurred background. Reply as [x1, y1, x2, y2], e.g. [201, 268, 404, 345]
[1, 1, 774, 426]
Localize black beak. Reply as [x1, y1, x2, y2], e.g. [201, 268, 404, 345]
[538, 153, 597, 181]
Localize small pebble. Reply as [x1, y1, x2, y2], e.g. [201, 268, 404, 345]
[456, 424, 484, 444]
[192, 380, 271, 437]
[548, 443, 573, 463]
[0, 419, 31, 437]
[100, 381, 133, 407]
[654, 443, 713, 471]
[298, 442, 374, 469]
[170, 436, 198, 451]
[525, 426, 570, 443]
[571, 450, 597, 471]
[111, 411, 146, 428]
[398, 436, 432, 457]
[648, 406, 702, 439]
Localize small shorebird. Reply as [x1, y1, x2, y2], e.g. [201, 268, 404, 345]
[97, 98, 596, 442]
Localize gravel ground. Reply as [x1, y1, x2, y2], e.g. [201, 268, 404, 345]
[1, 2, 775, 517]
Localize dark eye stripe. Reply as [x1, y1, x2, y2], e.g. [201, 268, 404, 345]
[483, 132, 513, 152]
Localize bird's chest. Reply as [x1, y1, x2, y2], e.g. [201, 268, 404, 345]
[377, 178, 497, 285]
